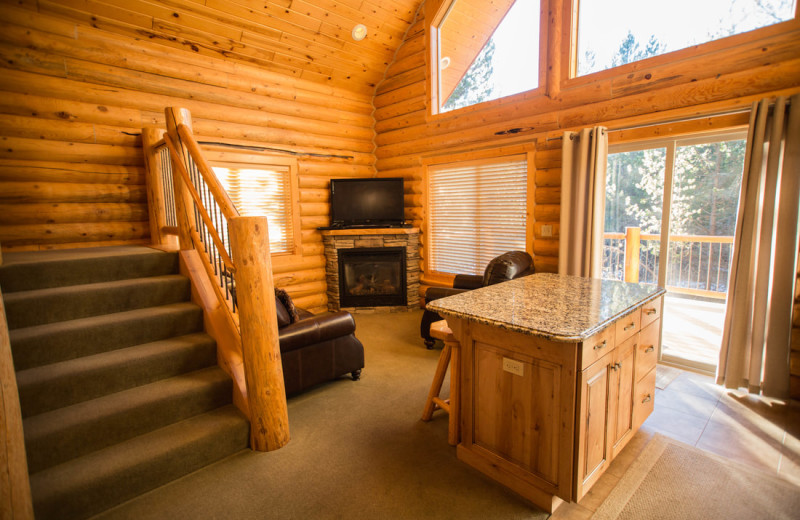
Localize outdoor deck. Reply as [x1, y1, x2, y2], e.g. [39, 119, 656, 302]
[661, 293, 726, 372]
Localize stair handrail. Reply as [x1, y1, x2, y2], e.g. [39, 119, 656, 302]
[145, 107, 290, 452]
[0, 262, 35, 518]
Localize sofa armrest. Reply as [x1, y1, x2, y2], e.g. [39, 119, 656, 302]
[453, 274, 483, 290]
[279, 311, 356, 353]
[425, 286, 468, 304]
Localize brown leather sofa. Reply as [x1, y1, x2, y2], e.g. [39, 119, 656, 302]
[275, 290, 365, 395]
[420, 251, 534, 348]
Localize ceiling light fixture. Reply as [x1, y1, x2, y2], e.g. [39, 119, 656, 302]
[440, 56, 451, 69]
[352, 24, 367, 41]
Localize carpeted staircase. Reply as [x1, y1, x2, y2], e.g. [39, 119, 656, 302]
[0, 246, 250, 520]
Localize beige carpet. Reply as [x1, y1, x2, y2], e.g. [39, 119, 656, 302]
[592, 434, 800, 520]
[91, 309, 548, 520]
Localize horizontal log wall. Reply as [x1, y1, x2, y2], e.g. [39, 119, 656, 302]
[0, 2, 379, 313]
[375, 0, 800, 292]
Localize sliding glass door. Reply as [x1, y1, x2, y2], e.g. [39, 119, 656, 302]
[603, 131, 746, 373]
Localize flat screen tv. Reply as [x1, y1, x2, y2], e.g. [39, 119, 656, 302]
[329, 177, 405, 228]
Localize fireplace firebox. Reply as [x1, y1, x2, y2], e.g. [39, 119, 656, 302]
[338, 247, 406, 308]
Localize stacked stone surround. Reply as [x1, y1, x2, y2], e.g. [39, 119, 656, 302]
[321, 228, 420, 312]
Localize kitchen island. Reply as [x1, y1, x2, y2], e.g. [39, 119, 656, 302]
[427, 273, 666, 513]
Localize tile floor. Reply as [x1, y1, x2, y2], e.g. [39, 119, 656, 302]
[550, 366, 800, 519]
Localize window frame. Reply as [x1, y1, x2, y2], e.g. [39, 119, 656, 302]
[423, 146, 536, 283]
[210, 155, 302, 267]
[426, 0, 549, 118]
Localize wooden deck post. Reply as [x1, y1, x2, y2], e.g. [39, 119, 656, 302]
[164, 107, 196, 251]
[228, 216, 290, 451]
[625, 227, 641, 283]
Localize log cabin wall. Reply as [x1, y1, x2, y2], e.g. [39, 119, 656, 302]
[374, 0, 800, 291]
[0, 0, 416, 313]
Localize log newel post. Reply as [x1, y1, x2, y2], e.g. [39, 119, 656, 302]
[229, 216, 290, 451]
[142, 127, 169, 247]
[624, 226, 641, 283]
[164, 107, 196, 250]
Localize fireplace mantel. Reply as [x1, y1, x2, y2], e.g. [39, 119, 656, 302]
[321, 228, 420, 312]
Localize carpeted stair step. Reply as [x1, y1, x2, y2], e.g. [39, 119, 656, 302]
[9, 302, 203, 371]
[24, 366, 234, 474]
[30, 404, 249, 520]
[0, 246, 179, 293]
[16, 332, 218, 418]
[3, 274, 191, 330]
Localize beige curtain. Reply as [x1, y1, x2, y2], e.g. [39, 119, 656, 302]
[559, 127, 608, 278]
[717, 94, 800, 398]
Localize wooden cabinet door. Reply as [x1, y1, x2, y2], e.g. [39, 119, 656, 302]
[575, 352, 612, 500]
[608, 335, 637, 458]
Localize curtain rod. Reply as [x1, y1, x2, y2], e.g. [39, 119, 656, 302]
[545, 106, 755, 141]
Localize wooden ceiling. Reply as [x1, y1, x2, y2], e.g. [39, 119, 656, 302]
[33, 0, 424, 96]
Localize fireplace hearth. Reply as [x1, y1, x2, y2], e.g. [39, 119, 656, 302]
[321, 228, 420, 312]
[339, 247, 406, 307]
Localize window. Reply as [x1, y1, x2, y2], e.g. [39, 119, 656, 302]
[212, 160, 300, 256]
[432, 0, 540, 114]
[427, 155, 528, 275]
[575, 0, 795, 76]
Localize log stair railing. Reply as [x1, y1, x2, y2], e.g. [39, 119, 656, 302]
[143, 107, 289, 452]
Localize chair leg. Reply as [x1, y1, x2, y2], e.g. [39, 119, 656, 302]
[424, 339, 435, 350]
[422, 343, 452, 421]
[351, 369, 361, 381]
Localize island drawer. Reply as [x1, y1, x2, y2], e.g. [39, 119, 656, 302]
[615, 309, 641, 344]
[640, 296, 663, 329]
[580, 325, 616, 370]
[633, 367, 656, 430]
[635, 319, 661, 381]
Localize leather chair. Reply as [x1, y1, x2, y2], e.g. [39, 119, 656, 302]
[274, 290, 365, 396]
[420, 251, 534, 348]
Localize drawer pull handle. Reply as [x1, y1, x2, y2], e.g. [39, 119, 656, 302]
[594, 340, 607, 350]
[645, 346, 655, 353]
[644, 308, 657, 316]
[642, 394, 652, 403]
[624, 322, 635, 331]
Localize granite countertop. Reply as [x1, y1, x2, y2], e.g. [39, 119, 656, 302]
[426, 273, 666, 342]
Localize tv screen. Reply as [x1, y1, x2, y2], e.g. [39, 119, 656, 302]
[330, 178, 405, 228]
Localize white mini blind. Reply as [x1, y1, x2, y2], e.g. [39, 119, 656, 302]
[428, 156, 528, 275]
[213, 165, 295, 255]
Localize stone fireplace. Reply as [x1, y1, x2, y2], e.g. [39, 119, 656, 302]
[321, 228, 420, 312]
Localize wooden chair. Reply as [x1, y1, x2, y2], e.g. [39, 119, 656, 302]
[421, 320, 460, 446]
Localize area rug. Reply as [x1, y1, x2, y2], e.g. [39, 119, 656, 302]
[654, 364, 681, 389]
[592, 434, 800, 520]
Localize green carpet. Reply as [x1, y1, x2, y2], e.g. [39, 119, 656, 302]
[92, 309, 550, 520]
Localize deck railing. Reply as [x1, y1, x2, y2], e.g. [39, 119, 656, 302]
[603, 227, 734, 300]
[143, 108, 289, 451]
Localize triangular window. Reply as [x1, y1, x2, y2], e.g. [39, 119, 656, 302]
[436, 0, 540, 114]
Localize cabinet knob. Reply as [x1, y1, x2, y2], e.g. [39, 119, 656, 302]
[593, 340, 607, 350]
[611, 362, 621, 371]
[642, 394, 652, 403]
[644, 345, 655, 353]
[623, 322, 636, 331]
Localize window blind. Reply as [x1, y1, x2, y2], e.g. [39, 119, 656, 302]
[212, 165, 295, 255]
[428, 156, 528, 275]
